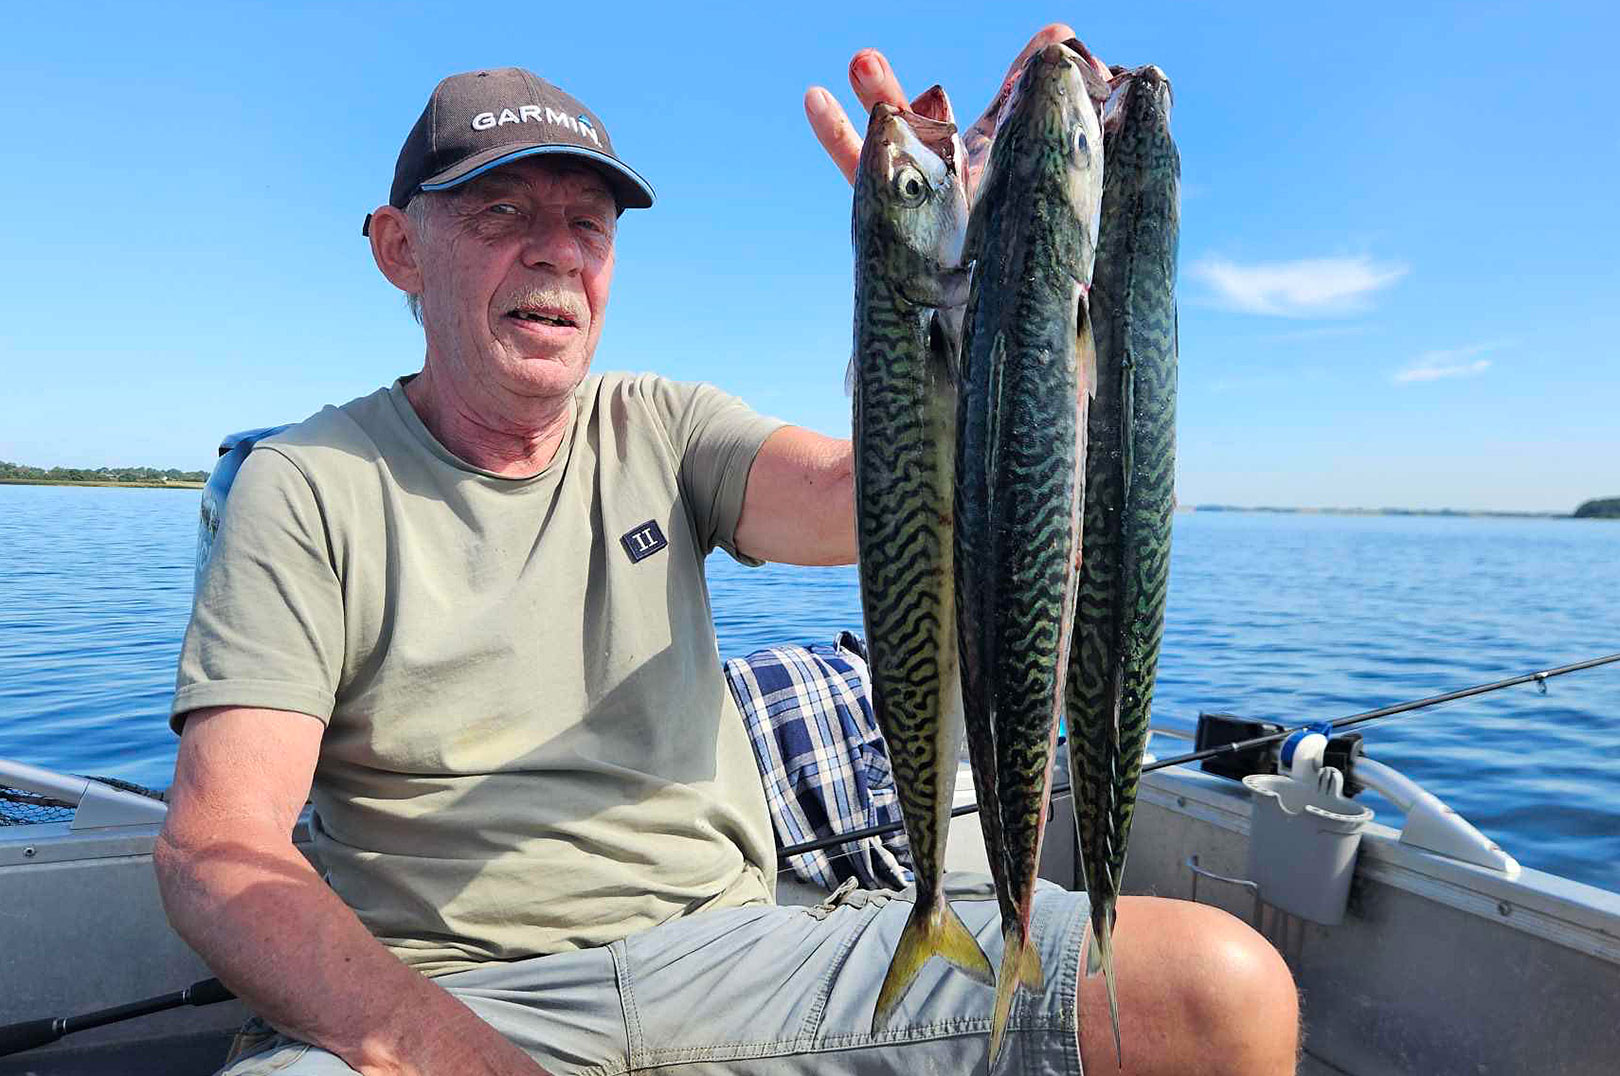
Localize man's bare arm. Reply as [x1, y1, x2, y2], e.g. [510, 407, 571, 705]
[154, 706, 547, 1076]
[734, 426, 855, 566]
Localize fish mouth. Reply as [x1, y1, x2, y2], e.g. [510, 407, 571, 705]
[1057, 38, 1113, 107]
[872, 101, 959, 172]
[1005, 42, 1098, 128]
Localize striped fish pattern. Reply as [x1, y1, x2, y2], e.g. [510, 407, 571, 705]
[850, 93, 994, 1031]
[953, 42, 1108, 1065]
[1064, 63, 1181, 1065]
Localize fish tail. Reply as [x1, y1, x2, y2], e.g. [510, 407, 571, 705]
[1085, 904, 1123, 1067]
[873, 897, 995, 1031]
[988, 924, 1044, 1067]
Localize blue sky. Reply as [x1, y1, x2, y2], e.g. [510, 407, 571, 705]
[1, 1, 1614, 511]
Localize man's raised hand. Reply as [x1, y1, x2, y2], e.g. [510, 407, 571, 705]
[803, 24, 1108, 198]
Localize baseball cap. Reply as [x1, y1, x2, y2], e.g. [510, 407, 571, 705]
[363, 67, 654, 235]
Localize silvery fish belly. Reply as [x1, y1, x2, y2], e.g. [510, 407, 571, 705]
[850, 91, 992, 1031]
[1064, 63, 1180, 1065]
[952, 41, 1107, 1065]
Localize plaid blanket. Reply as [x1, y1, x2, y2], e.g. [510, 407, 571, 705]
[724, 632, 913, 891]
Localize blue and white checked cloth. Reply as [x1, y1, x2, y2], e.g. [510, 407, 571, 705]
[724, 632, 914, 892]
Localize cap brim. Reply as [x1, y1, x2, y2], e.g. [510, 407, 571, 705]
[416, 143, 655, 210]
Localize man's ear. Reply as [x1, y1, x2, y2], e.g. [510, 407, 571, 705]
[368, 205, 424, 296]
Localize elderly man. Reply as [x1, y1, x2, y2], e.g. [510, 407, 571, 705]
[156, 26, 1298, 1076]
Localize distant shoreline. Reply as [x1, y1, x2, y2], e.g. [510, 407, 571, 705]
[0, 479, 1604, 516]
[1188, 504, 1577, 520]
[0, 478, 204, 491]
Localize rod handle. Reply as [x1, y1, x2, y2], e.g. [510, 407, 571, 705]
[0, 1017, 63, 1058]
[185, 978, 234, 1006]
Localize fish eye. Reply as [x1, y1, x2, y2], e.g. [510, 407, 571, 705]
[1072, 126, 1091, 162]
[892, 164, 928, 207]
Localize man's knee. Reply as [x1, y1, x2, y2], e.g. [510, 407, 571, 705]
[1179, 901, 1298, 1074]
[1078, 896, 1298, 1076]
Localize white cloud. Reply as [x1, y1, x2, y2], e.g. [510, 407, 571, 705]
[1394, 359, 1490, 383]
[1192, 255, 1408, 317]
[1261, 325, 1373, 343]
[1393, 342, 1503, 384]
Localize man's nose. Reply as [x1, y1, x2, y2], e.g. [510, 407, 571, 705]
[519, 211, 584, 274]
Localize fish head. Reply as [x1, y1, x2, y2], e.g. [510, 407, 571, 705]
[854, 98, 969, 301]
[1104, 65, 1174, 137]
[993, 42, 1106, 239]
[1102, 64, 1180, 205]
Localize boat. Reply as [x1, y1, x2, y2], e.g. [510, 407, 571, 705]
[3, 433, 1617, 1075]
[6, 714, 1619, 1074]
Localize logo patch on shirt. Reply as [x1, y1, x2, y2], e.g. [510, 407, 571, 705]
[620, 520, 668, 564]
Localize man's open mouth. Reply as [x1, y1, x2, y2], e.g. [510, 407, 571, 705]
[507, 307, 580, 328]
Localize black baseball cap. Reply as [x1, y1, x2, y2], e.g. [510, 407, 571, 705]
[363, 67, 654, 235]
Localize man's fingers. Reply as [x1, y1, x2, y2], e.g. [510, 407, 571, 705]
[804, 86, 863, 186]
[813, 30, 1110, 191]
[849, 49, 909, 115]
[806, 47, 914, 189]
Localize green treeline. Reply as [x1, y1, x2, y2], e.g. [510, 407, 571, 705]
[1574, 498, 1620, 519]
[0, 460, 208, 484]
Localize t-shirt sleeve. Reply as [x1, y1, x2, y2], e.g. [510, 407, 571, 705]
[171, 446, 344, 732]
[643, 377, 786, 563]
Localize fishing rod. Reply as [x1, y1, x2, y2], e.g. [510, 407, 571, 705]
[777, 651, 1620, 861]
[0, 976, 232, 1058]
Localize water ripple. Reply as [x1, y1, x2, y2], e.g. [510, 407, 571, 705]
[2, 489, 1617, 891]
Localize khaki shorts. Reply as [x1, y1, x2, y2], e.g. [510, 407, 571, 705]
[219, 873, 1088, 1075]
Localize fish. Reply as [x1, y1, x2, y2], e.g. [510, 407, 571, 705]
[849, 89, 993, 1031]
[953, 41, 1109, 1064]
[1064, 63, 1181, 1065]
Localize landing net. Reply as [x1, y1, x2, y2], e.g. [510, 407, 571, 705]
[0, 777, 164, 826]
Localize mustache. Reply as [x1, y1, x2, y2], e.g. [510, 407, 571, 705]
[502, 286, 587, 320]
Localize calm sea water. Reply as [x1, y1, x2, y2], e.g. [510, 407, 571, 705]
[2, 485, 1617, 891]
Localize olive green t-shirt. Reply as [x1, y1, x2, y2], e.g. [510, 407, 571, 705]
[173, 373, 786, 975]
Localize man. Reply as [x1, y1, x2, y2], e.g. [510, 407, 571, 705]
[156, 26, 1299, 1076]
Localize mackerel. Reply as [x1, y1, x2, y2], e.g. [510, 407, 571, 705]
[850, 91, 993, 1030]
[953, 41, 1108, 1064]
[1064, 63, 1180, 1064]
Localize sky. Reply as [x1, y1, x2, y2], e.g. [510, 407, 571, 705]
[1, 1, 1615, 512]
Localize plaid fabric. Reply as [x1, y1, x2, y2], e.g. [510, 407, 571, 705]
[725, 632, 913, 891]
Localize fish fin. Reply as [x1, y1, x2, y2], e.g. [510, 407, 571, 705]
[963, 202, 986, 264]
[1076, 283, 1098, 400]
[1071, 795, 1093, 896]
[983, 333, 1007, 509]
[1085, 908, 1123, 1067]
[872, 898, 995, 1032]
[927, 309, 960, 386]
[989, 925, 1044, 1067]
[940, 266, 971, 310]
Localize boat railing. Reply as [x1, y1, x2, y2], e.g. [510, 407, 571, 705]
[0, 757, 168, 830]
[1147, 721, 1519, 876]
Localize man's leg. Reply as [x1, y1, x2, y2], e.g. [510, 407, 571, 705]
[1078, 896, 1300, 1076]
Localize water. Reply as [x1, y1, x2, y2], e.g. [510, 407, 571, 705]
[3, 485, 1617, 891]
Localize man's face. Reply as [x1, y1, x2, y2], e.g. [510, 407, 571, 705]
[413, 157, 617, 403]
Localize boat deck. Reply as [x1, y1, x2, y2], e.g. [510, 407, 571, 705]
[7, 759, 1619, 1075]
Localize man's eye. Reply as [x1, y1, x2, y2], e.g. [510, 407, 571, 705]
[575, 218, 609, 235]
[487, 203, 520, 216]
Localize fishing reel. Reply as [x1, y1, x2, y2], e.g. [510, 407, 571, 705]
[1193, 713, 1365, 797]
